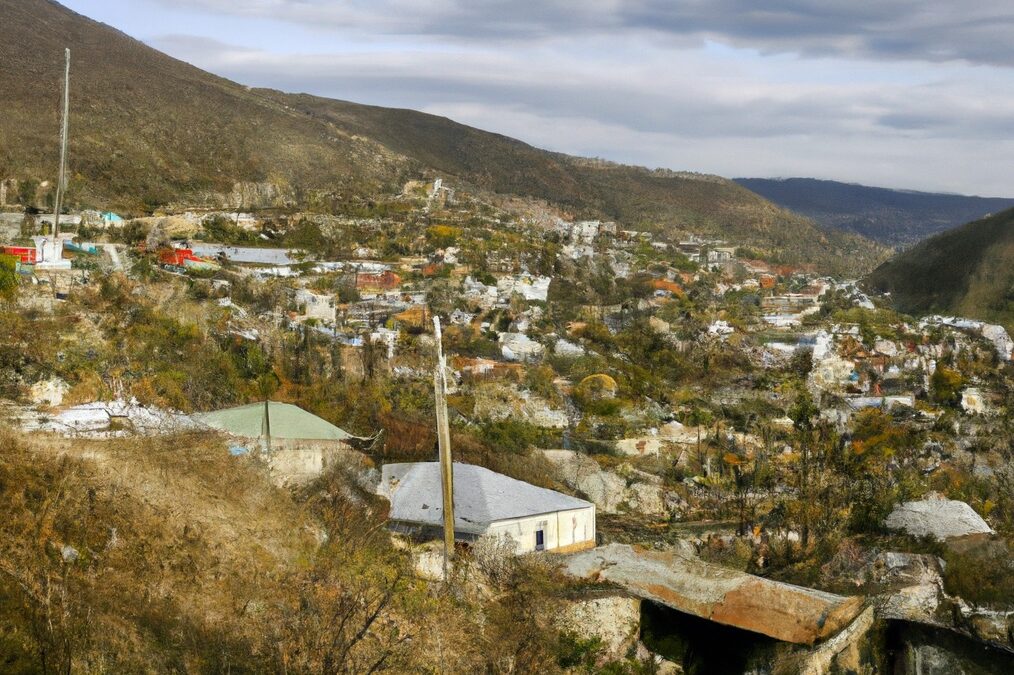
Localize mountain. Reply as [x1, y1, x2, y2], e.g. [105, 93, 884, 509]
[865, 207, 1014, 330]
[0, 0, 884, 275]
[735, 178, 1014, 248]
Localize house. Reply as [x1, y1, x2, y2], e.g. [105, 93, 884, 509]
[2, 245, 37, 264]
[452, 356, 524, 381]
[101, 212, 124, 226]
[356, 270, 401, 291]
[158, 247, 219, 273]
[497, 274, 551, 303]
[198, 401, 364, 484]
[392, 305, 430, 331]
[295, 289, 335, 322]
[379, 462, 596, 554]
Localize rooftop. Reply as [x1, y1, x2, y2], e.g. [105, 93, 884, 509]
[197, 401, 354, 441]
[380, 462, 592, 534]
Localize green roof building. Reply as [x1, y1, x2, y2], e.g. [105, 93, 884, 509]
[198, 401, 354, 443]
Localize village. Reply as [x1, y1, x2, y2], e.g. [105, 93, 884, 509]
[2, 175, 1014, 672]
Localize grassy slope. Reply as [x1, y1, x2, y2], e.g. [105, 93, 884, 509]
[0, 429, 314, 671]
[277, 92, 886, 274]
[865, 207, 1014, 329]
[0, 0, 412, 211]
[0, 0, 884, 274]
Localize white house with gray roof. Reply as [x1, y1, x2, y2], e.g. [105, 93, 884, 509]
[379, 462, 596, 554]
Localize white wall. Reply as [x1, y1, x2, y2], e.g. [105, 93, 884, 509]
[486, 506, 595, 554]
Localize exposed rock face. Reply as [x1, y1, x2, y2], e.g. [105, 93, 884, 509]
[625, 482, 666, 516]
[799, 606, 876, 675]
[868, 551, 946, 592]
[902, 644, 971, 675]
[885, 494, 993, 540]
[542, 450, 669, 516]
[561, 543, 865, 645]
[558, 594, 641, 658]
[29, 377, 69, 406]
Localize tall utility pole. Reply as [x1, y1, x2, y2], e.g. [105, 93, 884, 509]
[52, 48, 71, 239]
[432, 317, 455, 580]
[262, 398, 272, 452]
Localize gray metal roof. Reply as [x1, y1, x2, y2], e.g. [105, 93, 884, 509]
[380, 462, 593, 534]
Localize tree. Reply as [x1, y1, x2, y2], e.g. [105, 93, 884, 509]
[931, 362, 964, 407]
[0, 254, 18, 301]
[790, 386, 818, 548]
[20, 212, 38, 237]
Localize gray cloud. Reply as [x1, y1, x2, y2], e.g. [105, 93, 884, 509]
[152, 33, 1014, 194]
[162, 0, 1014, 67]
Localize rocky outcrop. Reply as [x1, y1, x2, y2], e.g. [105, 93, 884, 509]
[885, 494, 993, 540]
[799, 606, 876, 675]
[561, 543, 866, 645]
[542, 450, 668, 516]
[557, 594, 641, 658]
[29, 377, 69, 406]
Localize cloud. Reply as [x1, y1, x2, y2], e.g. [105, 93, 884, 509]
[151, 32, 1014, 194]
[160, 0, 1014, 67]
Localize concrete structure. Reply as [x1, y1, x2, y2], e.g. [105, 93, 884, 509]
[379, 462, 596, 554]
[295, 289, 335, 322]
[32, 235, 72, 270]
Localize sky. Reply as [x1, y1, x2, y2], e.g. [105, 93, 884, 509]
[60, 0, 1014, 196]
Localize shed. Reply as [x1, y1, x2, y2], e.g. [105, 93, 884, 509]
[379, 462, 596, 554]
[197, 401, 362, 484]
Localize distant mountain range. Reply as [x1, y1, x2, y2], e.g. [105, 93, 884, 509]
[735, 178, 1014, 248]
[865, 207, 1014, 330]
[0, 0, 884, 275]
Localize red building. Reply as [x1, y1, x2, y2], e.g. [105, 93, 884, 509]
[2, 246, 37, 264]
[355, 270, 401, 291]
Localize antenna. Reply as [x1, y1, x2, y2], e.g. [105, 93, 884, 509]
[53, 48, 71, 239]
[433, 316, 455, 580]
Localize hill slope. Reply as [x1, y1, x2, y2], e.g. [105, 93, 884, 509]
[865, 207, 1014, 329]
[0, 0, 883, 274]
[735, 178, 1014, 248]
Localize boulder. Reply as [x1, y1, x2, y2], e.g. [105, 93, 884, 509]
[885, 494, 993, 540]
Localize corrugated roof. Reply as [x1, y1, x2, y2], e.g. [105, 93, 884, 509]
[380, 462, 593, 534]
[197, 401, 353, 441]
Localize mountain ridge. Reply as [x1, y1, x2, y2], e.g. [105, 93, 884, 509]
[735, 177, 1014, 247]
[0, 0, 884, 275]
[865, 207, 1014, 330]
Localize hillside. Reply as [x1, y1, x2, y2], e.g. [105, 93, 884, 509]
[865, 207, 1014, 329]
[0, 0, 883, 275]
[735, 178, 1014, 248]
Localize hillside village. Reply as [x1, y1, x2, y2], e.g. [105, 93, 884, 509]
[2, 174, 1014, 673]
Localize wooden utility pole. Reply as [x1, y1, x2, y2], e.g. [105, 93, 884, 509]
[433, 317, 455, 580]
[53, 48, 70, 239]
[262, 398, 272, 452]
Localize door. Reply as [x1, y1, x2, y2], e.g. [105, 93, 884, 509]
[535, 529, 545, 551]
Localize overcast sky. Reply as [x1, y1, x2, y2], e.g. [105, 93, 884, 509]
[62, 0, 1014, 196]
